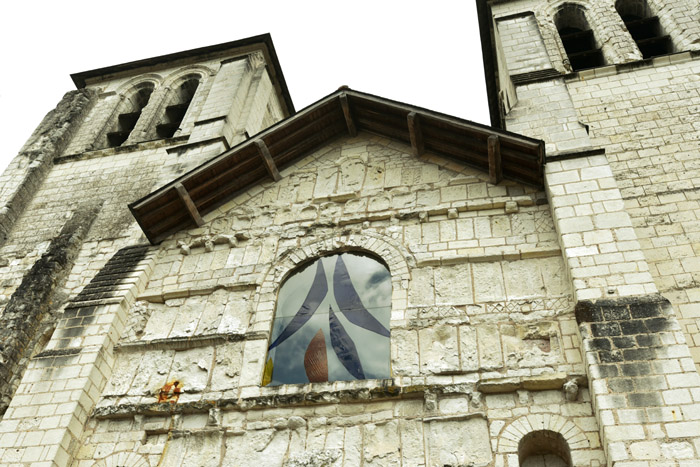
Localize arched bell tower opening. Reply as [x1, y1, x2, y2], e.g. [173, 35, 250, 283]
[555, 4, 604, 71]
[156, 75, 201, 139]
[615, 0, 672, 58]
[106, 83, 154, 148]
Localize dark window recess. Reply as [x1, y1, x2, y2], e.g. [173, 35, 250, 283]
[519, 430, 573, 467]
[106, 87, 153, 148]
[156, 78, 200, 139]
[620, 14, 672, 58]
[559, 26, 605, 71]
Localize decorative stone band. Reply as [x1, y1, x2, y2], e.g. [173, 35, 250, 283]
[574, 294, 700, 463]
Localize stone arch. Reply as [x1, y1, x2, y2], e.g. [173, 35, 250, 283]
[138, 66, 213, 140]
[253, 232, 412, 344]
[519, 430, 572, 466]
[114, 73, 162, 96]
[94, 451, 149, 467]
[255, 232, 412, 385]
[497, 413, 591, 464]
[161, 65, 214, 88]
[536, 0, 641, 69]
[553, 3, 605, 71]
[644, 0, 700, 53]
[615, 0, 652, 18]
[615, 0, 673, 57]
[260, 232, 412, 298]
[94, 79, 158, 149]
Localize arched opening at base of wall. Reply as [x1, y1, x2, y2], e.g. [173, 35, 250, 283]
[518, 430, 572, 467]
[106, 84, 155, 148]
[156, 76, 200, 139]
[615, 0, 672, 58]
[555, 4, 604, 71]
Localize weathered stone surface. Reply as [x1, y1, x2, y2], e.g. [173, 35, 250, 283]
[160, 431, 223, 467]
[223, 429, 289, 466]
[0, 202, 99, 415]
[426, 417, 492, 466]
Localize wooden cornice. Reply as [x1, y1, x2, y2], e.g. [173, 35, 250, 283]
[129, 89, 545, 244]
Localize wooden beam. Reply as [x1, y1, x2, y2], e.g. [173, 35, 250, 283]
[407, 112, 424, 157]
[339, 94, 357, 137]
[488, 134, 502, 185]
[255, 139, 282, 182]
[351, 92, 542, 152]
[174, 182, 204, 227]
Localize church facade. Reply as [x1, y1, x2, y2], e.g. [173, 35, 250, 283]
[0, 1, 700, 465]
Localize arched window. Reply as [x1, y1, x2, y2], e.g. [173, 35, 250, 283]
[519, 430, 572, 467]
[263, 252, 391, 386]
[616, 0, 672, 58]
[156, 76, 200, 139]
[105, 83, 154, 148]
[555, 4, 604, 71]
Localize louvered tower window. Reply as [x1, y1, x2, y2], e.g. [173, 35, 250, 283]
[106, 85, 154, 148]
[156, 77, 200, 139]
[555, 4, 604, 71]
[616, 0, 672, 58]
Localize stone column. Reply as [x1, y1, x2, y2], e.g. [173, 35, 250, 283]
[547, 153, 700, 465]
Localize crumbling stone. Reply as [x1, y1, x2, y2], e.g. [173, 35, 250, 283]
[0, 202, 99, 414]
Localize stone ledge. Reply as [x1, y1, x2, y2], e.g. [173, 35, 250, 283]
[64, 297, 122, 310]
[415, 246, 561, 266]
[565, 50, 700, 83]
[93, 382, 424, 419]
[33, 347, 82, 359]
[56, 135, 190, 164]
[166, 136, 229, 155]
[546, 147, 606, 163]
[115, 332, 264, 352]
[421, 412, 486, 422]
[137, 281, 258, 303]
[477, 372, 587, 394]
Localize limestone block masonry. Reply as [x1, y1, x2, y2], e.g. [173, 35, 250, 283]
[488, 0, 700, 464]
[1, 1, 700, 463]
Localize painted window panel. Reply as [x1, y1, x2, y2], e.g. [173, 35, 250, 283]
[264, 253, 391, 386]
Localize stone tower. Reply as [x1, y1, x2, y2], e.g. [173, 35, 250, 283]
[0, 35, 294, 466]
[479, 0, 700, 464]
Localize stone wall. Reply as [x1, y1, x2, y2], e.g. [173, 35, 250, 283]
[491, 0, 700, 464]
[23, 134, 605, 466]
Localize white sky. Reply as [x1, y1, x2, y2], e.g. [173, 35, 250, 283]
[0, 1, 490, 173]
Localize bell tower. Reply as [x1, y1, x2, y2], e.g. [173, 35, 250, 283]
[479, 0, 700, 464]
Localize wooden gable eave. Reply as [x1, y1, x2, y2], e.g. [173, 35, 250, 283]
[129, 89, 545, 245]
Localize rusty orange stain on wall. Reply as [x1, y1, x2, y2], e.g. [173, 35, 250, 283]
[158, 380, 183, 403]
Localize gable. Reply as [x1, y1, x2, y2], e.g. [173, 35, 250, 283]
[176, 134, 547, 249]
[130, 90, 545, 244]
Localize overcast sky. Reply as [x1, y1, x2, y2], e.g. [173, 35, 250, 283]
[0, 1, 490, 174]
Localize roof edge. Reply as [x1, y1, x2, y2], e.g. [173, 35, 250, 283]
[476, 0, 503, 129]
[129, 87, 546, 244]
[130, 87, 545, 207]
[70, 33, 295, 115]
